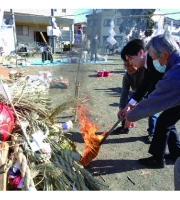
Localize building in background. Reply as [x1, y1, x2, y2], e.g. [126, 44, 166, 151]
[86, 9, 126, 49]
[86, 9, 180, 50]
[164, 17, 180, 41]
[2, 9, 180, 54]
[3, 9, 74, 53]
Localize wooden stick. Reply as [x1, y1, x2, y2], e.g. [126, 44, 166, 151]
[100, 175, 106, 182]
[0, 142, 9, 191]
[10, 103, 31, 148]
[100, 117, 123, 145]
[40, 32, 47, 43]
[127, 176, 135, 185]
[73, 82, 80, 123]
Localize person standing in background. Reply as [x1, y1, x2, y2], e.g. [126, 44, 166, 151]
[83, 35, 91, 55]
[90, 35, 99, 63]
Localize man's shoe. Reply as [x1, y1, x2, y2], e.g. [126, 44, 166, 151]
[138, 156, 166, 168]
[112, 126, 129, 135]
[146, 134, 154, 144]
[165, 153, 179, 161]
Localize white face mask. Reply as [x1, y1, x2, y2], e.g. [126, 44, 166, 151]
[152, 53, 167, 73]
[153, 59, 166, 73]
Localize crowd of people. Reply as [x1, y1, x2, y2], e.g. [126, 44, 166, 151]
[115, 33, 180, 190]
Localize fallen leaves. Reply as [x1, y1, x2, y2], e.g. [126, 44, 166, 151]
[140, 170, 151, 175]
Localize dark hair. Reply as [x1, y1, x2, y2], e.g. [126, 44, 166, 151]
[120, 46, 127, 61]
[123, 39, 145, 56]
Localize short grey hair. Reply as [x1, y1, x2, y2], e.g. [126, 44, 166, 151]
[145, 33, 179, 57]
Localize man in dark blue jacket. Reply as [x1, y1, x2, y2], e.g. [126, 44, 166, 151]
[118, 39, 164, 144]
[116, 48, 150, 136]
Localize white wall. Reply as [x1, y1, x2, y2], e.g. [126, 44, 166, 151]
[4, 9, 74, 19]
[0, 26, 15, 55]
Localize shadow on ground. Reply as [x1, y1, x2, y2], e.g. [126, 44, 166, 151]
[65, 131, 84, 143]
[85, 158, 175, 176]
[66, 132, 150, 145]
[94, 87, 122, 98]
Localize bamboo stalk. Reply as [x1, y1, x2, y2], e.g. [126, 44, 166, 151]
[40, 32, 47, 43]
[73, 82, 80, 123]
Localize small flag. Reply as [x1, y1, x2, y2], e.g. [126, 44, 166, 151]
[107, 17, 117, 46]
[107, 36, 117, 46]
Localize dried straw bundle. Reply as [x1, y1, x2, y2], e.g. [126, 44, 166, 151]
[0, 77, 108, 191]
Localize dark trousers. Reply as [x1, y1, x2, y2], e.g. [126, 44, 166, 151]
[149, 105, 180, 160]
[90, 49, 97, 61]
[174, 157, 180, 190]
[42, 51, 53, 63]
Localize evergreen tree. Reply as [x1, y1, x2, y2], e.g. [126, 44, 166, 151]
[118, 9, 156, 39]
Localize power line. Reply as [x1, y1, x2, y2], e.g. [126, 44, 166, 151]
[75, 10, 180, 19]
[4, 10, 180, 20]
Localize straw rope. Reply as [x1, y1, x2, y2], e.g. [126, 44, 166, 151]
[60, 149, 108, 190]
[14, 144, 36, 190]
[48, 138, 107, 190]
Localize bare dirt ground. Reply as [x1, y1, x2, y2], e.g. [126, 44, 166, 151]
[14, 53, 180, 192]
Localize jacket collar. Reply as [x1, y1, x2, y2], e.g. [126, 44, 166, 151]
[166, 51, 180, 71]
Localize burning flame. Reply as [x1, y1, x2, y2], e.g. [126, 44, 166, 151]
[77, 105, 107, 166]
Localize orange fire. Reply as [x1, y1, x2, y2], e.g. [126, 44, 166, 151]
[77, 105, 107, 166]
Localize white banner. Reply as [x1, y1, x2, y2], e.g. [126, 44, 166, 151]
[107, 18, 117, 46]
[0, 27, 15, 55]
[110, 21, 115, 29]
[0, 8, 4, 28]
[153, 15, 165, 36]
[107, 36, 117, 46]
[109, 28, 116, 37]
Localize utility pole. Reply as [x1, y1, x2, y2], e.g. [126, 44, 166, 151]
[92, 9, 96, 38]
[10, 9, 17, 53]
[51, 9, 56, 54]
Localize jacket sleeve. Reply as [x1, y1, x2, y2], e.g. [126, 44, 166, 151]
[132, 67, 151, 102]
[119, 74, 130, 108]
[126, 68, 180, 122]
[90, 40, 93, 49]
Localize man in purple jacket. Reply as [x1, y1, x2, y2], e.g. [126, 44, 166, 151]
[124, 33, 180, 168]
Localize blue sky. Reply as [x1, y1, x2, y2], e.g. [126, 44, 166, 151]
[3, 0, 180, 22]
[74, 9, 91, 23]
[159, 9, 180, 19]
